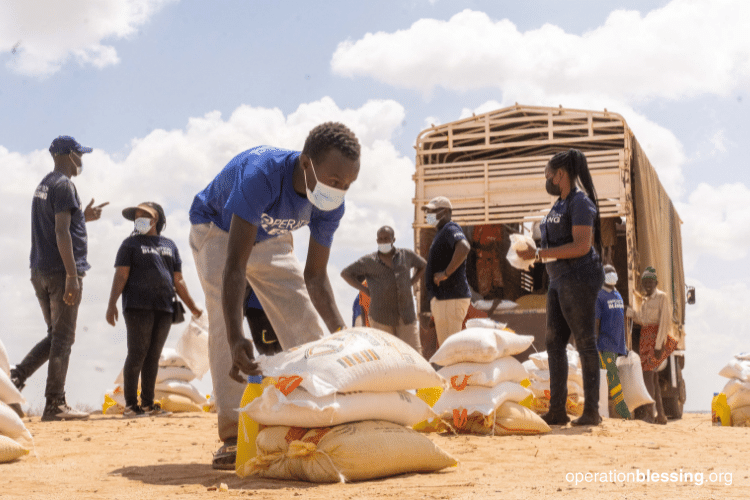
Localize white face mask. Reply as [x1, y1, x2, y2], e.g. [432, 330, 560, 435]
[604, 271, 618, 286]
[378, 243, 393, 254]
[303, 159, 346, 211]
[70, 153, 82, 175]
[134, 217, 153, 235]
[425, 212, 439, 227]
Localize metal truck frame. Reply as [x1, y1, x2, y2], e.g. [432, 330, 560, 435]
[413, 104, 689, 418]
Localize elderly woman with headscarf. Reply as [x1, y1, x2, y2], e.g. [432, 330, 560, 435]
[627, 266, 678, 424]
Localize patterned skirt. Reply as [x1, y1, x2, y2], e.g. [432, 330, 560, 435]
[639, 323, 678, 372]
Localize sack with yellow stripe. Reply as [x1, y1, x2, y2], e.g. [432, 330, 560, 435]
[239, 420, 457, 482]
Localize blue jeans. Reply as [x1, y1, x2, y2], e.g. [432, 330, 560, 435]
[15, 269, 82, 401]
[122, 309, 173, 408]
[546, 268, 603, 416]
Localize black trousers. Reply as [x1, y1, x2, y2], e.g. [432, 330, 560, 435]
[546, 270, 603, 416]
[15, 269, 82, 402]
[122, 309, 172, 408]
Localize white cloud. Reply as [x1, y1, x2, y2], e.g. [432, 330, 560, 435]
[331, 1, 750, 101]
[676, 183, 750, 266]
[0, 0, 177, 77]
[0, 97, 415, 409]
[709, 129, 729, 154]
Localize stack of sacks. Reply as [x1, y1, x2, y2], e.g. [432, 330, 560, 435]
[104, 348, 206, 414]
[522, 345, 585, 417]
[0, 338, 32, 463]
[430, 325, 550, 436]
[719, 353, 750, 426]
[238, 327, 457, 483]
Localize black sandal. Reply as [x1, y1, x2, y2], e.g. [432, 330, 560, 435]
[212, 439, 238, 470]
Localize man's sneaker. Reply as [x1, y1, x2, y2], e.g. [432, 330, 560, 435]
[142, 402, 172, 418]
[41, 400, 90, 421]
[122, 405, 147, 419]
[10, 367, 25, 392]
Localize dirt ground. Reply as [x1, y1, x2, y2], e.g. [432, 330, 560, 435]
[1, 412, 746, 500]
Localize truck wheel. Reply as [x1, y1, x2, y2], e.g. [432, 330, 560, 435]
[663, 374, 686, 420]
[663, 395, 683, 420]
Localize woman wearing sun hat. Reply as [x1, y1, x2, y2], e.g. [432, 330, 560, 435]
[106, 202, 203, 418]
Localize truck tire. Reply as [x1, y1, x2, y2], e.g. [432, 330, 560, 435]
[663, 374, 686, 420]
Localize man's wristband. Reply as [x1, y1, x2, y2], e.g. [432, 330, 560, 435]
[66, 274, 78, 279]
[534, 248, 541, 262]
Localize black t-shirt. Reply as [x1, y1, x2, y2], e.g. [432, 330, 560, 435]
[541, 188, 602, 284]
[114, 235, 182, 312]
[30, 172, 89, 274]
[425, 221, 471, 301]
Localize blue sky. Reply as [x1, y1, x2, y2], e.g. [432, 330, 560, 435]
[1, 0, 748, 412]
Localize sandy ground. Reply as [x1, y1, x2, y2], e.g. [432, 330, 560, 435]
[1, 412, 746, 500]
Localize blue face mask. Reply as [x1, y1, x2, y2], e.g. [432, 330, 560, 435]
[304, 159, 347, 211]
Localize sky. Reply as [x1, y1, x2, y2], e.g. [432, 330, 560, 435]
[1, 0, 748, 413]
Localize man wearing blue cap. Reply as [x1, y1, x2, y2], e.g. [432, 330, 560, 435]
[10, 136, 108, 421]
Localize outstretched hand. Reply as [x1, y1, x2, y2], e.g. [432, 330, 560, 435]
[84, 199, 109, 222]
[228, 337, 261, 383]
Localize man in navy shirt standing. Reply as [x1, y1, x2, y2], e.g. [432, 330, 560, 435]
[11, 136, 107, 421]
[422, 196, 471, 347]
[189, 122, 360, 469]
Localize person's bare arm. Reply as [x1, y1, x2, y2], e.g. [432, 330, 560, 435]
[518, 225, 593, 261]
[55, 211, 80, 306]
[106, 266, 130, 326]
[411, 253, 427, 287]
[174, 271, 203, 317]
[306, 236, 346, 332]
[433, 239, 471, 286]
[595, 318, 601, 340]
[224, 214, 261, 382]
[341, 265, 370, 297]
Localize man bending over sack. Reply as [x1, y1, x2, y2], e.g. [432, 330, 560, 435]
[189, 122, 360, 469]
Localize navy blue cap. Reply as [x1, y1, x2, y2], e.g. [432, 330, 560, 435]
[49, 136, 93, 155]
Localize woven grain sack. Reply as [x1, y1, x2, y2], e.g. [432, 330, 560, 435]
[154, 379, 205, 405]
[0, 401, 32, 443]
[0, 434, 29, 463]
[0, 369, 25, 405]
[719, 359, 750, 382]
[432, 381, 531, 421]
[731, 405, 750, 427]
[438, 357, 528, 388]
[239, 420, 457, 482]
[528, 379, 583, 400]
[616, 351, 655, 411]
[259, 328, 445, 397]
[722, 378, 750, 400]
[0, 337, 9, 376]
[430, 328, 534, 366]
[494, 401, 551, 435]
[727, 389, 750, 410]
[158, 393, 203, 413]
[241, 386, 436, 428]
[529, 350, 580, 371]
[175, 313, 210, 379]
[159, 348, 190, 369]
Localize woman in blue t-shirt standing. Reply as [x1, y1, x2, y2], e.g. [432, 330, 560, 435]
[518, 149, 605, 426]
[106, 202, 203, 418]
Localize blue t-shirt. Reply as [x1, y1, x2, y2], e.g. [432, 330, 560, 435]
[425, 221, 471, 301]
[596, 288, 627, 355]
[189, 146, 344, 247]
[541, 188, 602, 283]
[114, 235, 182, 312]
[30, 171, 90, 274]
